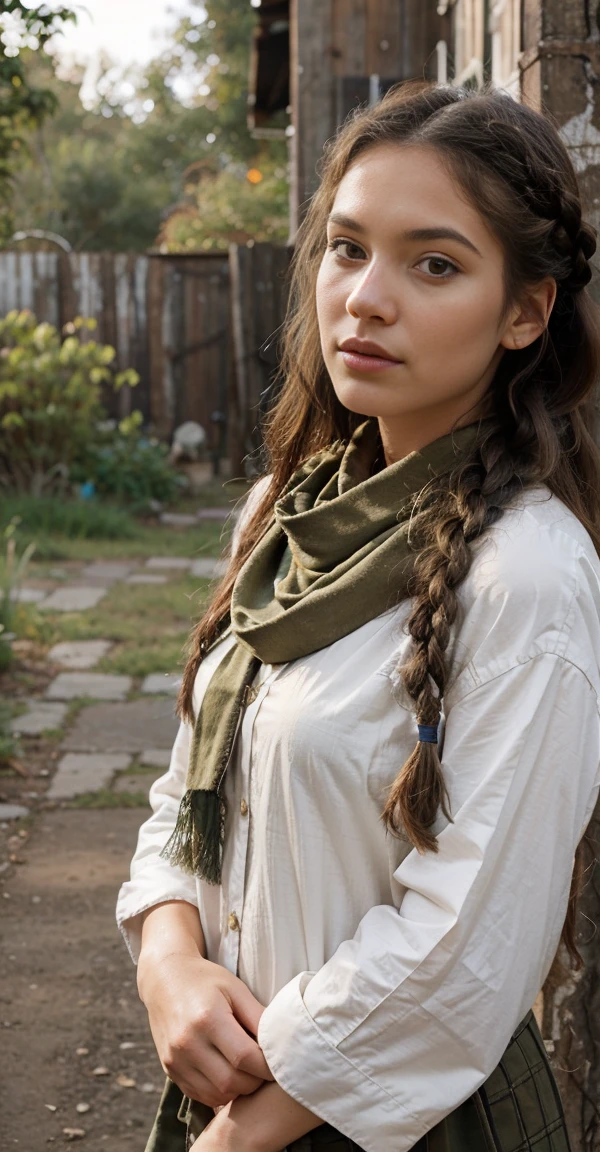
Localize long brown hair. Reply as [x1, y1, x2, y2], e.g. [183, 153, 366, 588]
[179, 81, 600, 965]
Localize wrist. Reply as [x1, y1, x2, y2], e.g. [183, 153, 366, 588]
[137, 901, 205, 1002]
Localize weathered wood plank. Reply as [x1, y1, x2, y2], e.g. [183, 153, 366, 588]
[0, 246, 291, 461]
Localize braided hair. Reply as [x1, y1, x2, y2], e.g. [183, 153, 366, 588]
[178, 82, 600, 965]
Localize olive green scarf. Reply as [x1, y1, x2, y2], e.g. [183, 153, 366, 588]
[161, 416, 484, 884]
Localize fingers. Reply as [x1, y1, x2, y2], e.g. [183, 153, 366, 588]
[167, 1064, 230, 1111]
[163, 1026, 264, 1106]
[229, 978, 266, 1038]
[212, 1012, 274, 1082]
[202, 1042, 265, 1097]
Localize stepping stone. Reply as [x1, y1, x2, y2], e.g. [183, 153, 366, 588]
[39, 586, 107, 612]
[196, 507, 230, 521]
[48, 753, 131, 800]
[113, 770, 165, 796]
[46, 672, 132, 702]
[189, 558, 227, 579]
[60, 699, 179, 754]
[159, 513, 198, 527]
[141, 673, 182, 696]
[125, 574, 167, 585]
[80, 562, 134, 584]
[141, 749, 172, 769]
[10, 587, 47, 603]
[146, 557, 192, 570]
[48, 640, 112, 670]
[0, 803, 30, 821]
[9, 701, 68, 736]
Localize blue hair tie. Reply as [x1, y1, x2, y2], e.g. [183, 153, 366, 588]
[417, 723, 438, 744]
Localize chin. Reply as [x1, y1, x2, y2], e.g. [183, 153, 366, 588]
[330, 379, 411, 420]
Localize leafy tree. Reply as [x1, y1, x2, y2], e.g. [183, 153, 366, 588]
[9, 0, 289, 252]
[0, 1, 76, 240]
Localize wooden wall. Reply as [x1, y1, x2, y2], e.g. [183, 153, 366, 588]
[0, 248, 289, 470]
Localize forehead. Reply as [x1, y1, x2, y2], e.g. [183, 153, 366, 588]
[331, 142, 494, 248]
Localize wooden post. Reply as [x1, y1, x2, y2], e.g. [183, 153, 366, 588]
[228, 243, 251, 478]
[289, 0, 336, 235]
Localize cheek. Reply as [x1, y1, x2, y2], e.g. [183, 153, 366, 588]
[316, 261, 344, 336]
[413, 280, 503, 362]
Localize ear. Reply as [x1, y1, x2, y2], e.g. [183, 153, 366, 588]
[500, 277, 557, 351]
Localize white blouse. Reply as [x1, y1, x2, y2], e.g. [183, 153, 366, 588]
[117, 480, 600, 1152]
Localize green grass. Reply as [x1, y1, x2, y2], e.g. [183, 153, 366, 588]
[17, 520, 229, 563]
[0, 483, 244, 562]
[41, 573, 213, 679]
[1, 495, 140, 541]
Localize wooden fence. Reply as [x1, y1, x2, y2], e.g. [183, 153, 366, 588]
[0, 246, 293, 474]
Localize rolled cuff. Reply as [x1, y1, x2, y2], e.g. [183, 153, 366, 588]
[116, 871, 199, 963]
[257, 973, 421, 1152]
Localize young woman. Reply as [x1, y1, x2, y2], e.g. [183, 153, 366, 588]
[117, 81, 600, 1152]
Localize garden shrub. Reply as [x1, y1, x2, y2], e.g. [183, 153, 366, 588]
[0, 310, 140, 496]
[73, 412, 186, 512]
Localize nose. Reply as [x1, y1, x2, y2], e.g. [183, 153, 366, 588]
[345, 261, 399, 325]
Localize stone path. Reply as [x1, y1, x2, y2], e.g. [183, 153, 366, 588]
[5, 549, 217, 813]
[49, 640, 113, 669]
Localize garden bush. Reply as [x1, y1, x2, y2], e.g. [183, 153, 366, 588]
[0, 310, 140, 495]
[72, 412, 187, 512]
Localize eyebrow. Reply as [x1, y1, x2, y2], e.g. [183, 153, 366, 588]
[327, 212, 483, 257]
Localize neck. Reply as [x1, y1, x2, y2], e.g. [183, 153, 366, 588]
[377, 402, 487, 466]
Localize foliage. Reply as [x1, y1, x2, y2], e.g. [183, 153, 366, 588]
[9, 0, 290, 251]
[0, 494, 140, 544]
[0, 1, 76, 239]
[73, 417, 187, 513]
[0, 514, 35, 638]
[0, 309, 140, 495]
[160, 155, 289, 250]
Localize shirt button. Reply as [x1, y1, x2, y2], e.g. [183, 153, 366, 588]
[240, 798, 248, 816]
[228, 911, 240, 932]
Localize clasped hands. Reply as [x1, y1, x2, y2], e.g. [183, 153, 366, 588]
[138, 947, 322, 1152]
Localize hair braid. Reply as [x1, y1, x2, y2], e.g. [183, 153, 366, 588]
[382, 424, 529, 852]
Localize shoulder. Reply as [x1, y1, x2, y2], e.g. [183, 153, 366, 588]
[231, 473, 273, 558]
[447, 484, 600, 702]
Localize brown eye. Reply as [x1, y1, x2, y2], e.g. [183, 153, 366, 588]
[328, 238, 365, 261]
[417, 256, 458, 277]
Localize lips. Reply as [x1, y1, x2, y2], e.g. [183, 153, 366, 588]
[337, 337, 402, 373]
[338, 338, 399, 361]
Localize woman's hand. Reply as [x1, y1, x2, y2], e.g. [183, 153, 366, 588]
[191, 1081, 324, 1152]
[137, 901, 273, 1109]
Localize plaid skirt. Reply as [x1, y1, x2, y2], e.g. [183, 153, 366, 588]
[146, 1009, 571, 1152]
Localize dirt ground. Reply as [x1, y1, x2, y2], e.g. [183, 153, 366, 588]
[0, 808, 165, 1151]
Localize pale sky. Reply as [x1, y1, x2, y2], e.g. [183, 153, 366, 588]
[51, 0, 196, 68]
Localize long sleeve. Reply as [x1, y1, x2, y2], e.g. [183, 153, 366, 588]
[116, 717, 199, 962]
[257, 650, 600, 1152]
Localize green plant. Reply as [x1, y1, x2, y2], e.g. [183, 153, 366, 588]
[0, 310, 140, 495]
[0, 494, 140, 543]
[73, 415, 186, 511]
[0, 515, 35, 637]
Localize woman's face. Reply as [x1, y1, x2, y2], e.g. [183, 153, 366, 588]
[315, 143, 528, 455]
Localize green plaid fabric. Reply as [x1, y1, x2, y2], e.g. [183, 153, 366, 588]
[146, 1011, 571, 1152]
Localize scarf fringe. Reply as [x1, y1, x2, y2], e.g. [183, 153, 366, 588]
[160, 789, 226, 884]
